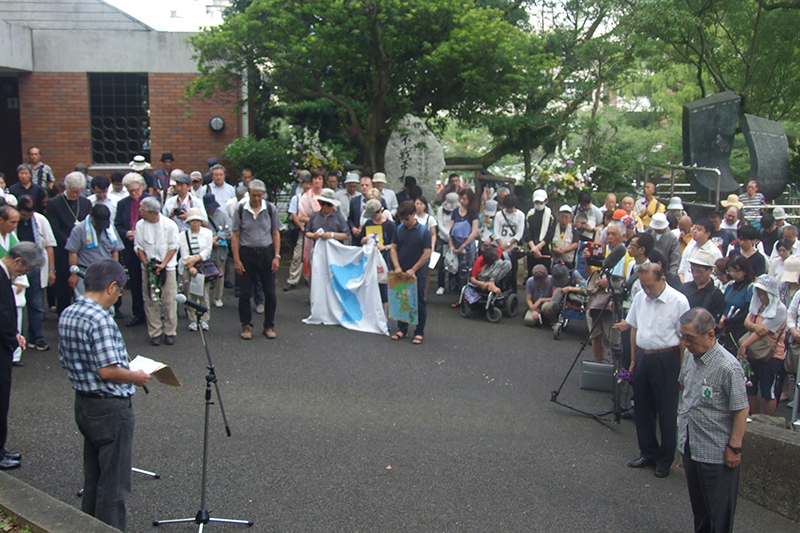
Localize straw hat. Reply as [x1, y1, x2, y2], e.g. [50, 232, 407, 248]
[720, 194, 743, 209]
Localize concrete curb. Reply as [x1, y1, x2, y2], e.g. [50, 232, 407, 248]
[741, 421, 800, 521]
[0, 471, 118, 533]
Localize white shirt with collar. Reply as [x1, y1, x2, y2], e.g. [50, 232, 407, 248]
[134, 214, 180, 271]
[381, 188, 398, 217]
[207, 182, 236, 206]
[678, 239, 722, 283]
[162, 194, 208, 232]
[87, 194, 119, 223]
[626, 282, 690, 350]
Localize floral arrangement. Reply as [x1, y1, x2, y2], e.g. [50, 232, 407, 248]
[288, 127, 346, 175]
[614, 367, 632, 385]
[533, 143, 596, 204]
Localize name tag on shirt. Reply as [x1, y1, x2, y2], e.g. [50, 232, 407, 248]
[701, 385, 713, 399]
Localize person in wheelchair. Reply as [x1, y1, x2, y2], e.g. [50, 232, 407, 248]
[540, 263, 588, 332]
[469, 246, 512, 296]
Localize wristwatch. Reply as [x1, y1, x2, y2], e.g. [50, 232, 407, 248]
[727, 443, 742, 455]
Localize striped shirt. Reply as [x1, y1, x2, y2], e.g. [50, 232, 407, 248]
[739, 192, 765, 223]
[58, 297, 135, 397]
[678, 342, 748, 464]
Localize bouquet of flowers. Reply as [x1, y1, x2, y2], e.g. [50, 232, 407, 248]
[288, 127, 347, 176]
[534, 143, 596, 204]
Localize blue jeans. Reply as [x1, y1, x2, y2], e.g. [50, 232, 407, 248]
[398, 269, 427, 337]
[25, 268, 45, 342]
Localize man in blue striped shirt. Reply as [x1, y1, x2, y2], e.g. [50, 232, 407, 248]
[58, 258, 150, 531]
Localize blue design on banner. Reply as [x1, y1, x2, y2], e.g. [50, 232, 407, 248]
[330, 257, 368, 323]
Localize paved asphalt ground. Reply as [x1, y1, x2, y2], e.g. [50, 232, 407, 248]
[4, 271, 799, 532]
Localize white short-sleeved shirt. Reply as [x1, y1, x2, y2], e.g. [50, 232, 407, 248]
[678, 239, 722, 282]
[626, 282, 690, 350]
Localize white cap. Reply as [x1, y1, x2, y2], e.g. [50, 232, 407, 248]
[532, 189, 547, 203]
[649, 212, 669, 230]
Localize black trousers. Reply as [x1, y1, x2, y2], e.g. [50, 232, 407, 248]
[123, 249, 145, 320]
[0, 366, 11, 454]
[238, 245, 277, 329]
[633, 347, 680, 468]
[683, 438, 740, 533]
[54, 249, 74, 313]
[75, 393, 134, 531]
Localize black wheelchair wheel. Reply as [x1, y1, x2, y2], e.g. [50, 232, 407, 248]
[486, 307, 503, 323]
[460, 299, 473, 318]
[503, 294, 519, 317]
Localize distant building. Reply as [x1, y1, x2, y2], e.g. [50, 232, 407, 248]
[0, 0, 243, 182]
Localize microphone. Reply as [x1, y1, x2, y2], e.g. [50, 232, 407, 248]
[600, 243, 627, 273]
[69, 265, 85, 278]
[175, 293, 209, 314]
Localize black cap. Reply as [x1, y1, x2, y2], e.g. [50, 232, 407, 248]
[160, 152, 174, 162]
[207, 157, 219, 167]
[203, 193, 220, 211]
[91, 203, 111, 229]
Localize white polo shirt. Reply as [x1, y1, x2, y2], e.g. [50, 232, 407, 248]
[626, 283, 690, 351]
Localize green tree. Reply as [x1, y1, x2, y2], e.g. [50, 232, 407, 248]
[622, 0, 800, 122]
[221, 136, 291, 198]
[190, 0, 538, 174]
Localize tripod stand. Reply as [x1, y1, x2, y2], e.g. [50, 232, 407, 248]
[153, 311, 252, 531]
[550, 275, 628, 424]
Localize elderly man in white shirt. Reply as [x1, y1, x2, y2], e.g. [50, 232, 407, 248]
[678, 218, 722, 283]
[87, 175, 119, 223]
[619, 263, 690, 479]
[206, 164, 237, 206]
[373, 173, 398, 218]
[335, 172, 361, 220]
[162, 173, 207, 232]
[135, 196, 180, 346]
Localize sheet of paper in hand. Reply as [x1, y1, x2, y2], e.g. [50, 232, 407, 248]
[388, 271, 418, 324]
[129, 356, 181, 387]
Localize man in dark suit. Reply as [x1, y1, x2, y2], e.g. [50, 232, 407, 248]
[114, 173, 153, 327]
[0, 242, 45, 469]
[46, 172, 92, 314]
[348, 175, 387, 244]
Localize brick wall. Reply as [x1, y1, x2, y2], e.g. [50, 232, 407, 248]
[17, 72, 241, 183]
[18, 72, 92, 180]
[148, 73, 241, 177]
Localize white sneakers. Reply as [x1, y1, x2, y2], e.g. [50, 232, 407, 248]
[214, 299, 223, 308]
[200, 321, 209, 331]
[435, 287, 445, 296]
[188, 322, 198, 331]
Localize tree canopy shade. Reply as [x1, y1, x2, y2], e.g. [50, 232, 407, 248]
[190, 0, 541, 174]
[621, 0, 800, 123]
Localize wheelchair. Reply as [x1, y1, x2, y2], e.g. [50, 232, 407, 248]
[458, 266, 519, 323]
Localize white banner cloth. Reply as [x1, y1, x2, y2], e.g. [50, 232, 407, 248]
[303, 239, 389, 335]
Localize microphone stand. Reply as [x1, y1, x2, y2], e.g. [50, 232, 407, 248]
[595, 276, 628, 423]
[550, 281, 613, 427]
[153, 309, 252, 531]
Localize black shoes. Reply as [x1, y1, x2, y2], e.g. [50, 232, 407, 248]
[3, 451, 21, 461]
[126, 316, 145, 328]
[164, 335, 176, 346]
[627, 456, 655, 469]
[11, 361, 23, 367]
[0, 456, 20, 470]
[654, 465, 670, 478]
[150, 336, 161, 346]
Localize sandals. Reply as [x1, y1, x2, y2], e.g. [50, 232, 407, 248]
[412, 335, 424, 345]
[450, 302, 460, 308]
[391, 331, 406, 340]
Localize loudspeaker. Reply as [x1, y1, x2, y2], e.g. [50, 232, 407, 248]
[682, 90, 741, 202]
[579, 361, 615, 393]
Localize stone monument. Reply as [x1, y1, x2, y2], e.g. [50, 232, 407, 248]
[740, 114, 790, 201]
[384, 115, 446, 199]
[682, 90, 741, 201]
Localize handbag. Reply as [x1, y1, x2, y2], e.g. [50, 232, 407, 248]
[185, 232, 220, 280]
[375, 252, 389, 284]
[740, 322, 785, 363]
[785, 339, 800, 374]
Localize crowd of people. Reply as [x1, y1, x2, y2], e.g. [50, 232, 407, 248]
[0, 147, 792, 531]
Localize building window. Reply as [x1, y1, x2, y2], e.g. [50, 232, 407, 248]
[89, 73, 150, 165]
